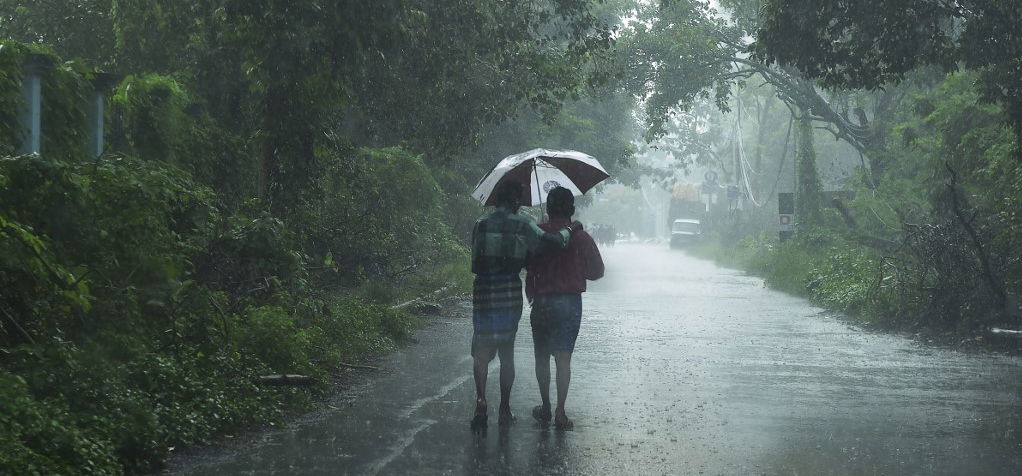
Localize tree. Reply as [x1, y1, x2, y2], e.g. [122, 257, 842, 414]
[618, 0, 905, 189]
[0, 0, 115, 64]
[6, 1, 617, 216]
[794, 115, 821, 228]
[754, 0, 1022, 149]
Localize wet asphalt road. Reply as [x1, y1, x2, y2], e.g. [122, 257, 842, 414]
[175, 243, 1022, 475]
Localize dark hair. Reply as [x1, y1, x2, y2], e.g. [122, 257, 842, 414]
[495, 180, 523, 209]
[546, 186, 575, 218]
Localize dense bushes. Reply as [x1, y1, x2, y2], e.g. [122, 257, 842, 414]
[693, 69, 1022, 336]
[695, 230, 910, 328]
[0, 151, 422, 474]
[300, 147, 470, 290]
[0, 43, 460, 474]
[0, 370, 118, 475]
[0, 0, 622, 468]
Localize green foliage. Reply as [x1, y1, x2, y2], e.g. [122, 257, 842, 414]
[697, 69, 1022, 334]
[464, 92, 639, 187]
[0, 0, 629, 470]
[197, 204, 307, 303]
[108, 74, 203, 168]
[720, 231, 817, 296]
[0, 42, 101, 158]
[321, 298, 415, 361]
[100, 0, 616, 215]
[0, 41, 454, 473]
[695, 229, 908, 326]
[0, 152, 421, 474]
[0, 0, 115, 64]
[853, 71, 1020, 327]
[755, 0, 1022, 145]
[0, 42, 26, 155]
[40, 61, 90, 157]
[755, 0, 957, 90]
[301, 147, 469, 289]
[238, 304, 316, 375]
[0, 371, 118, 476]
[618, 0, 740, 141]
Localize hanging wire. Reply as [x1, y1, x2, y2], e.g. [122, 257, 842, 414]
[734, 95, 765, 208]
[765, 113, 795, 200]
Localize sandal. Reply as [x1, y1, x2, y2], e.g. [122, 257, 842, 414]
[553, 413, 573, 431]
[532, 405, 552, 424]
[498, 409, 516, 426]
[470, 406, 488, 432]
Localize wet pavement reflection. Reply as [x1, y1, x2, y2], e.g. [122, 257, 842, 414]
[173, 243, 1022, 475]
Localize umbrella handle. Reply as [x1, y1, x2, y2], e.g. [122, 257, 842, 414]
[533, 161, 544, 217]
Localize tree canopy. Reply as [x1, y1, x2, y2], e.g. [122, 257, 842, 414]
[754, 0, 1022, 144]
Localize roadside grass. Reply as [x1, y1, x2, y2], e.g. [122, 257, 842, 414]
[689, 231, 911, 330]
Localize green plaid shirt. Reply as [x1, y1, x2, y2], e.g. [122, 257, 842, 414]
[471, 207, 569, 275]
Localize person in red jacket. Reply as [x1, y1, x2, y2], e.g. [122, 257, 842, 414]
[525, 186, 605, 430]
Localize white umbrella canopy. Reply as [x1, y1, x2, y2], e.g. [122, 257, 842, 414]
[472, 148, 610, 207]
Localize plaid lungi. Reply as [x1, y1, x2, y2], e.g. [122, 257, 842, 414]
[472, 273, 523, 353]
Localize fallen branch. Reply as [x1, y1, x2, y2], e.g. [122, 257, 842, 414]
[338, 362, 380, 371]
[392, 285, 452, 310]
[990, 328, 1022, 336]
[945, 162, 1006, 308]
[257, 374, 317, 386]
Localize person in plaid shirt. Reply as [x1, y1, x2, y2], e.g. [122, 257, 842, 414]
[470, 180, 582, 431]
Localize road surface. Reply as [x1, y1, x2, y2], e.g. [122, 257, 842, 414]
[173, 243, 1022, 475]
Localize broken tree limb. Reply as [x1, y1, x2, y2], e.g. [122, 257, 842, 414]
[338, 362, 380, 371]
[257, 374, 317, 386]
[392, 285, 452, 311]
[990, 328, 1022, 336]
[945, 162, 1006, 309]
[828, 198, 902, 253]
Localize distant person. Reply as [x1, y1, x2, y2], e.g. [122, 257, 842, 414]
[526, 187, 605, 430]
[594, 224, 606, 246]
[470, 180, 583, 432]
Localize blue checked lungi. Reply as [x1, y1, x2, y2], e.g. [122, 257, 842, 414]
[472, 273, 523, 354]
[530, 293, 583, 353]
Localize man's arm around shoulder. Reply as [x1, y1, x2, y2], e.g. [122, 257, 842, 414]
[527, 217, 583, 253]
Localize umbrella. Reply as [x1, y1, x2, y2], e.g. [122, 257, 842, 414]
[472, 148, 610, 207]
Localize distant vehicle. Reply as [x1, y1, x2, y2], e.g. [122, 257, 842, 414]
[670, 219, 701, 248]
[667, 183, 707, 248]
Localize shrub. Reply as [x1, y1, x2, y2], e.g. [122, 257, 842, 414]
[0, 370, 119, 476]
[0, 41, 453, 474]
[300, 146, 469, 292]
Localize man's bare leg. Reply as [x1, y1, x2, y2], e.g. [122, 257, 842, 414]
[554, 351, 573, 429]
[473, 347, 496, 424]
[534, 345, 552, 416]
[496, 343, 516, 423]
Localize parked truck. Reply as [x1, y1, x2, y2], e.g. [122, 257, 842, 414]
[668, 183, 706, 249]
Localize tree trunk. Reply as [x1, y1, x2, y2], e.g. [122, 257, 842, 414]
[795, 115, 822, 230]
